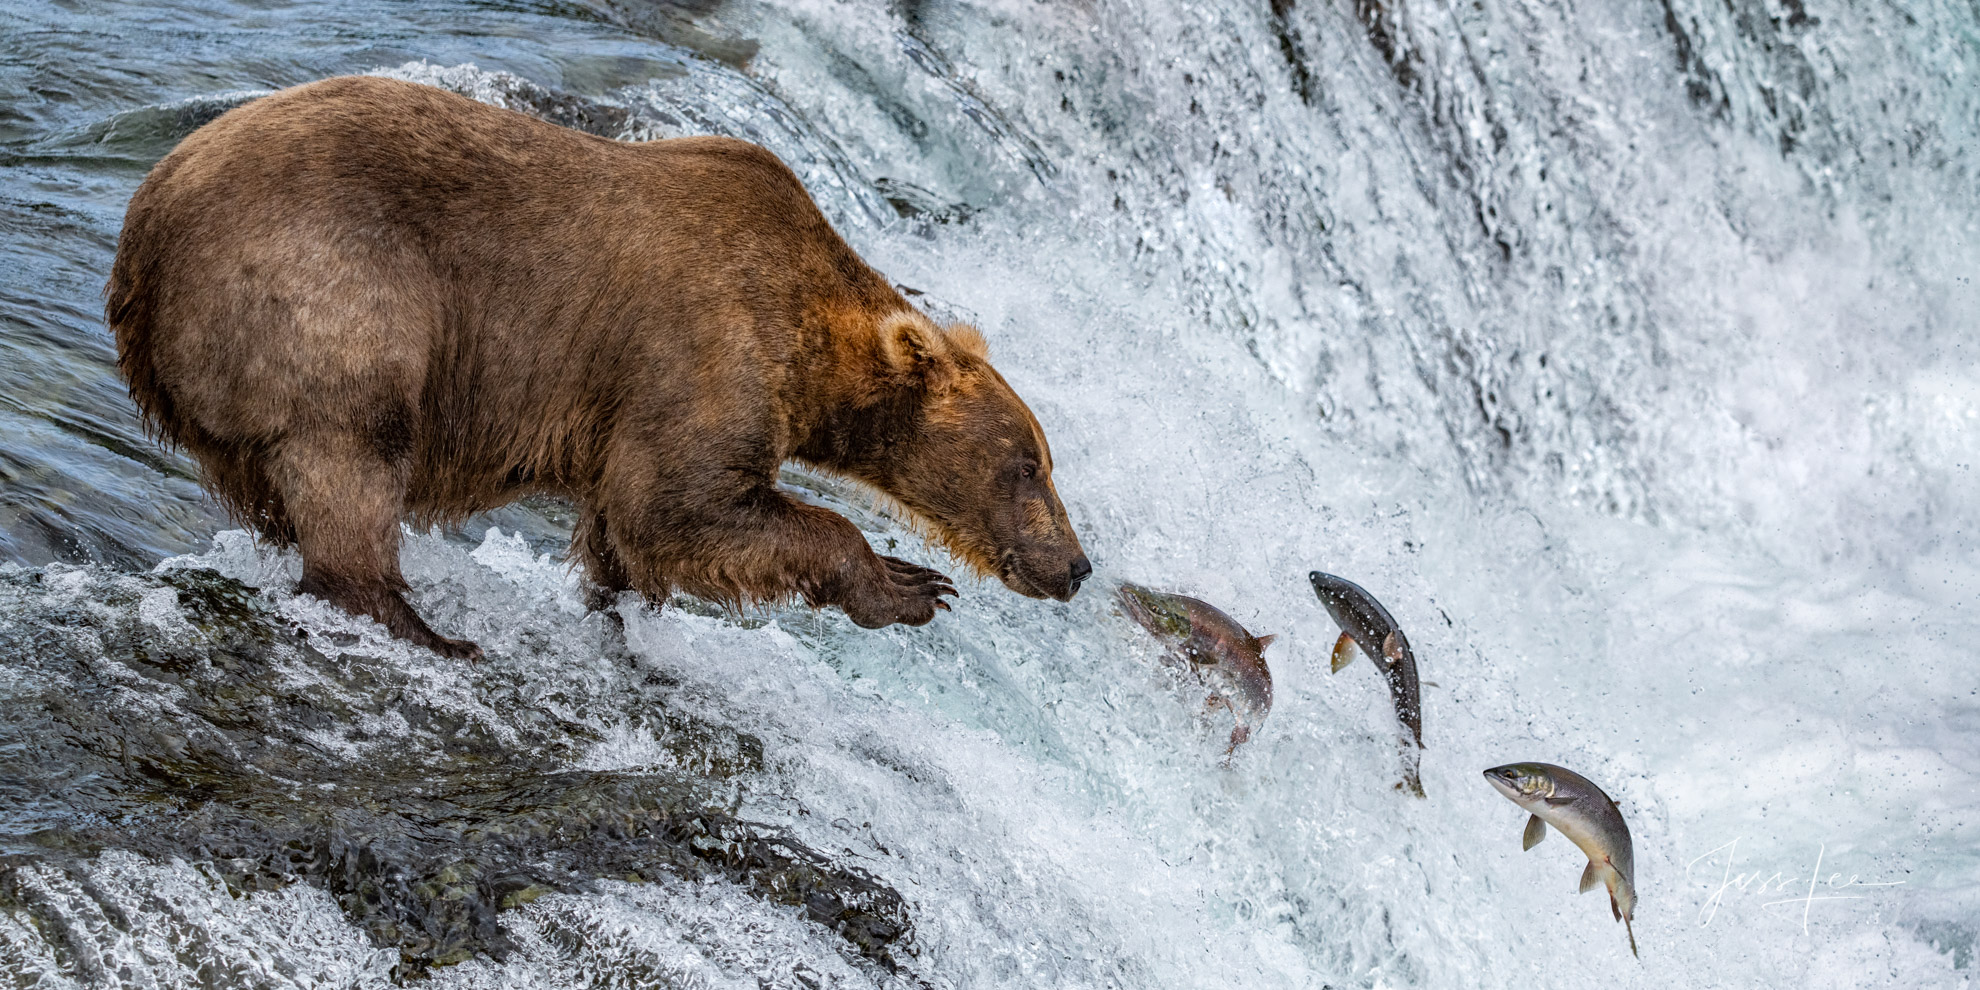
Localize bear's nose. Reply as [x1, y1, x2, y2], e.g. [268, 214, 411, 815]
[1066, 556, 1092, 595]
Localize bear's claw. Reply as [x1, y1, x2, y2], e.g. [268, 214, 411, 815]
[842, 555, 957, 628]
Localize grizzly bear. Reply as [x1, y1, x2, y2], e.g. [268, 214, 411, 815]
[106, 75, 1089, 660]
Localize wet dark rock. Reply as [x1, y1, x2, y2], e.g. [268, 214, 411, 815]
[1355, 0, 1419, 91]
[589, 0, 761, 70]
[414, 71, 636, 138]
[0, 566, 913, 978]
[1660, 0, 1723, 112]
[524, 89, 635, 139]
[1657, 0, 1834, 161]
[873, 177, 976, 225]
[43, 769, 912, 978]
[48, 91, 267, 166]
[1266, 0, 1316, 106]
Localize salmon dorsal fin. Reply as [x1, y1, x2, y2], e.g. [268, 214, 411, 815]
[1254, 633, 1276, 651]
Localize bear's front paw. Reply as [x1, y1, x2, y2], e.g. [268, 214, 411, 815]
[841, 555, 957, 628]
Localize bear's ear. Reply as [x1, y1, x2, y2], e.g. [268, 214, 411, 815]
[945, 323, 989, 360]
[878, 311, 956, 386]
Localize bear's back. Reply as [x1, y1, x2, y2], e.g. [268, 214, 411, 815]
[108, 75, 906, 518]
[138, 76, 838, 274]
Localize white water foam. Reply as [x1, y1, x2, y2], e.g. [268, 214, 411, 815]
[12, 0, 1976, 981]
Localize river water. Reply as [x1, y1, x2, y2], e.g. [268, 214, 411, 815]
[1, 0, 1975, 986]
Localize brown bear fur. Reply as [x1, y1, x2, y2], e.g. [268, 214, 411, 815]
[106, 75, 1089, 659]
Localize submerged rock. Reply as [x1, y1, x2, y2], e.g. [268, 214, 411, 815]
[0, 565, 914, 978]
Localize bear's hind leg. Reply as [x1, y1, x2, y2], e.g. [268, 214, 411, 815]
[272, 433, 482, 660]
[574, 509, 633, 613]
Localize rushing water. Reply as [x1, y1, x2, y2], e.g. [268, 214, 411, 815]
[2, 0, 1976, 986]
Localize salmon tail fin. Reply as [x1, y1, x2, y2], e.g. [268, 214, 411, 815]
[1330, 631, 1357, 673]
[1399, 745, 1425, 797]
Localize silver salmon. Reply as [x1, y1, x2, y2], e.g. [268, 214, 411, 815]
[1484, 761, 1639, 957]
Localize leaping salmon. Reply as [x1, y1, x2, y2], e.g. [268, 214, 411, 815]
[1117, 582, 1274, 756]
[1483, 761, 1639, 958]
[1307, 571, 1424, 796]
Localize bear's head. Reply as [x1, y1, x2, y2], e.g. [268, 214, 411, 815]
[867, 312, 1091, 602]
